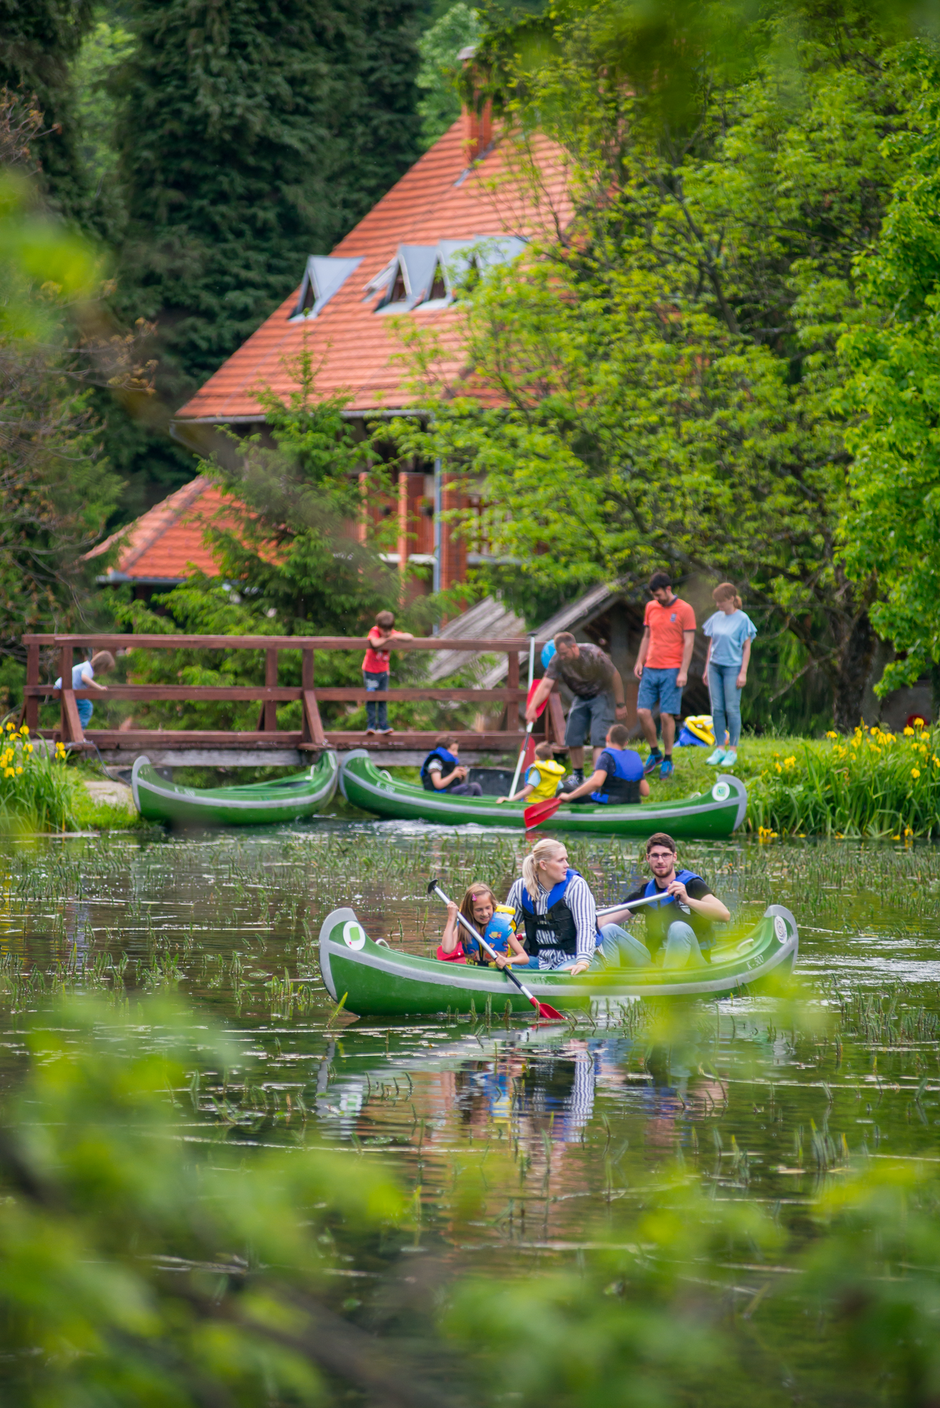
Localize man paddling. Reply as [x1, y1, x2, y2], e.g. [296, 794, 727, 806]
[525, 633, 627, 787]
[599, 832, 729, 969]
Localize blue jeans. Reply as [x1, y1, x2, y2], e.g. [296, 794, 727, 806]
[363, 671, 388, 730]
[708, 663, 741, 748]
[592, 919, 706, 969]
[77, 699, 93, 728]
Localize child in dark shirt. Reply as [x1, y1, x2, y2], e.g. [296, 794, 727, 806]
[561, 724, 650, 805]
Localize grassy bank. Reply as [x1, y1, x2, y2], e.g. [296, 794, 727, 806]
[0, 727, 142, 834]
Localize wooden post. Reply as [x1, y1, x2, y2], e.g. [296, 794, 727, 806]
[301, 647, 327, 747]
[397, 471, 410, 580]
[59, 644, 84, 744]
[506, 649, 520, 731]
[24, 642, 39, 731]
[263, 649, 278, 732]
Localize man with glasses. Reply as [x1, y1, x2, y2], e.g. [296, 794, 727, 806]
[597, 832, 730, 969]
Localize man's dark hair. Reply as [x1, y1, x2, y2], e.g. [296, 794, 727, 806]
[648, 572, 673, 592]
[607, 724, 631, 747]
[646, 832, 677, 854]
[553, 631, 577, 647]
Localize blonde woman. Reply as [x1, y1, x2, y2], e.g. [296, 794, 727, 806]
[505, 839, 598, 975]
[701, 583, 757, 767]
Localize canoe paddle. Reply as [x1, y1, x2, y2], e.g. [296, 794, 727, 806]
[427, 880, 565, 1022]
[523, 794, 565, 829]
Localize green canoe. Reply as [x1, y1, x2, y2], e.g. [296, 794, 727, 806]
[339, 750, 748, 838]
[318, 904, 799, 1016]
[131, 750, 339, 826]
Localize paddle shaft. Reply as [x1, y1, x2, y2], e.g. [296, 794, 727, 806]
[596, 890, 688, 918]
[429, 883, 564, 1020]
[508, 636, 537, 798]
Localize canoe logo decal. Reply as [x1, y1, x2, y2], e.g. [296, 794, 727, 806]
[711, 781, 731, 802]
[342, 921, 367, 950]
[773, 914, 787, 941]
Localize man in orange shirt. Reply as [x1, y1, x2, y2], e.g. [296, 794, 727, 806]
[633, 572, 696, 779]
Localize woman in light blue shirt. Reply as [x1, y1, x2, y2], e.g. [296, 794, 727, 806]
[701, 584, 757, 766]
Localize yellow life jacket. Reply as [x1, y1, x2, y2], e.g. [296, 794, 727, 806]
[525, 758, 567, 803]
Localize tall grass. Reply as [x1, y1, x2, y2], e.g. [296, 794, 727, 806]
[0, 725, 80, 832]
[748, 721, 940, 836]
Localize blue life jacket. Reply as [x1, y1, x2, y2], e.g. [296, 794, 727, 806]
[641, 869, 713, 951]
[519, 868, 582, 956]
[420, 746, 460, 792]
[591, 747, 644, 804]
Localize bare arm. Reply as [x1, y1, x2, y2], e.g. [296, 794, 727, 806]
[497, 781, 535, 804]
[441, 904, 461, 953]
[677, 630, 695, 689]
[633, 627, 650, 680]
[737, 638, 751, 689]
[668, 879, 730, 923]
[563, 767, 607, 802]
[525, 676, 554, 723]
[435, 766, 466, 789]
[611, 667, 626, 713]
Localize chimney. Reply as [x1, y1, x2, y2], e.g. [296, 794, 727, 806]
[458, 45, 492, 162]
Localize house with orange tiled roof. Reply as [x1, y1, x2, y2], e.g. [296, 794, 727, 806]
[87, 478, 236, 594]
[155, 98, 572, 594]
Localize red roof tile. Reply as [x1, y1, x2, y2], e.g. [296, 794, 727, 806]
[88, 479, 239, 581]
[174, 120, 571, 423]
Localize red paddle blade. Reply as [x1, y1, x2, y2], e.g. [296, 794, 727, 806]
[533, 999, 566, 1021]
[526, 680, 549, 718]
[524, 796, 563, 828]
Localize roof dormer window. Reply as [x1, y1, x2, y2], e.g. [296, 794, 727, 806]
[289, 255, 364, 322]
[366, 236, 528, 315]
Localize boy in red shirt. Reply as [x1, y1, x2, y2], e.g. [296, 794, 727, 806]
[362, 610, 413, 734]
[633, 572, 696, 778]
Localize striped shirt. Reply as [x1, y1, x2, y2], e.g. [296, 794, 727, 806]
[507, 874, 598, 969]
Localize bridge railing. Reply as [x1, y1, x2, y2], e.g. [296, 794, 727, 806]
[20, 633, 557, 756]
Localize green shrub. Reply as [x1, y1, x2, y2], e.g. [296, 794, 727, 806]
[0, 725, 80, 832]
[748, 723, 940, 837]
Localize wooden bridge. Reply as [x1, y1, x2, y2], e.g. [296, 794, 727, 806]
[22, 633, 567, 766]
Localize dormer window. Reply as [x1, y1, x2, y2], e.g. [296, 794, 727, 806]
[289, 255, 364, 322]
[367, 237, 528, 314]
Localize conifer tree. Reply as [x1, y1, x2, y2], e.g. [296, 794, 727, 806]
[112, 0, 424, 427]
[0, 0, 96, 224]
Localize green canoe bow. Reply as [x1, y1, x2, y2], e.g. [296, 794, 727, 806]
[318, 904, 798, 1016]
[131, 750, 339, 826]
[339, 750, 748, 838]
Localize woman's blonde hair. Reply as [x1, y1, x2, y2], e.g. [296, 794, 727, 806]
[522, 839, 566, 901]
[460, 883, 497, 932]
[713, 581, 742, 610]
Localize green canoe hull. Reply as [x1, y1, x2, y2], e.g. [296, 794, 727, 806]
[318, 905, 798, 1016]
[339, 750, 747, 838]
[131, 751, 339, 826]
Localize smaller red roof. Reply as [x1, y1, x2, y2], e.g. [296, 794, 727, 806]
[88, 478, 238, 582]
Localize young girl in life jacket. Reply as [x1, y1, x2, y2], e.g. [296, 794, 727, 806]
[437, 883, 531, 966]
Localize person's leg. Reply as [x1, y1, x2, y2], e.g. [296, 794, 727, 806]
[449, 782, 483, 796]
[707, 663, 727, 754]
[722, 664, 742, 749]
[376, 672, 389, 731]
[596, 922, 652, 968]
[658, 670, 682, 776]
[662, 920, 706, 968]
[637, 670, 662, 760]
[565, 698, 592, 774]
[77, 699, 93, 729]
[363, 671, 379, 731]
[590, 693, 616, 766]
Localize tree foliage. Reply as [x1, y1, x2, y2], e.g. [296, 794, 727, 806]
[416, 2, 480, 148]
[839, 42, 940, 694]
[395, 0, 933, 726]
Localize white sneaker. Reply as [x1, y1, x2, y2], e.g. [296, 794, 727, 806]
[723, 748, 738, 766]
[705, 748, 726, 765]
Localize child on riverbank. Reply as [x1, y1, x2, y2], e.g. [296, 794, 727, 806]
[437, 883, 531, 966]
